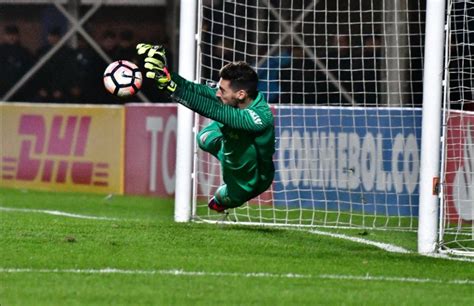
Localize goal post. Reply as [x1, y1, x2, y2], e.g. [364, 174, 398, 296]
[174, 0, 197, 222]
[175, 0, 473, 256]
[189, 0, 425, 230]
[417, 0, 446, 254]
[437, 0, 474, 256]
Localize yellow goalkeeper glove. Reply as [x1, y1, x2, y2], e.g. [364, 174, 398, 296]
[136, 43, 177, 92]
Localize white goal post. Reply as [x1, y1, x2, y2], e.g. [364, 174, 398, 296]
[174, 0, 197, 223]
[437, 0, 474, 256]
[174, 0, 473, 257]
[417, 0, 446, 254]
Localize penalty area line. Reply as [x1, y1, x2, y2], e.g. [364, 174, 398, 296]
[0, 267, 472, 285]
[3, 206, 472, 262]
[308, 229, 474, 263]
[308, 229, 411, 253]
[0, 206, 118, 221]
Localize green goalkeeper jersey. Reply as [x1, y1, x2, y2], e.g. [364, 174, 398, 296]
[171, 73, 275, 204]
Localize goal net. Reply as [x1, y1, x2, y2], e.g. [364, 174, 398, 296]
[439, 0, 474, 256]
[192, 0, 425, 230]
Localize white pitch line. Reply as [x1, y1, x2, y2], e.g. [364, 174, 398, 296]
[0, 206, 117, 221]
[308, 229, 411, 253]
[2, 206, 473, 262]
[0, 268, 472, 285]
[307, 229, 474, 262]
[0, 268, 307, 279]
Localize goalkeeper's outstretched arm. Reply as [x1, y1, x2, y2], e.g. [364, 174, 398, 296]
[170, 73, 271, 132]
[136, 43, 216, 100]
[136, 43, 271, 133]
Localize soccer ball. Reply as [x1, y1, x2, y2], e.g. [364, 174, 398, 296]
[103, 60, 142, 98]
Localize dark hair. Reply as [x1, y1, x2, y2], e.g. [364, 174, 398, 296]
[5, 25, 19, 35]
[119, 30, 134, 41]
[219, 61, 259, 99]
[102, 30, 116, 39]
[48, 26, 62, 37]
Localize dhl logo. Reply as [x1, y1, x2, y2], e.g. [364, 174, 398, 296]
[1, 114, 109, 187]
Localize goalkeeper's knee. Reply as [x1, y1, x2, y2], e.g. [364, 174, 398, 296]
[196, 129, 222, 156]
[214, 186, 241, 209]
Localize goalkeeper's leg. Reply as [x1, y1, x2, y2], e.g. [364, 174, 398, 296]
[196, 121, 223, 158]
[208, 183, 268, 212]
[208, 185, 242, 213]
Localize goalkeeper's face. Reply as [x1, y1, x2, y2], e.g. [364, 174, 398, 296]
[216, 79, 247, 108]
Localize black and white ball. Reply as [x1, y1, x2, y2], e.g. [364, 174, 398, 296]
[103, 60, 142, 98]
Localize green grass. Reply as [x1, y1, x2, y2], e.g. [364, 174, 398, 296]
[0, 188, 473, 306]
[195, 202, 419, 229]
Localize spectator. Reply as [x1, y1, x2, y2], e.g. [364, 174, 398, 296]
[210, 38, 234, 81]
[257, 46, 291, 104]
[353, 35, 382, 105]
[280, 46, 323, 105]
[326, 34, 353, 105]
[33, 26, 75, 103]
[100, 30, 119, 60]
[94, 30, 127, 104]
[70, 35, 103, 103]
[0, 24, 34, 101]
[115, 30, 139, 63]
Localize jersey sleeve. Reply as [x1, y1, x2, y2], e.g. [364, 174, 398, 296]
[171, 73, 272, 133]
[171, 73, 217, 100]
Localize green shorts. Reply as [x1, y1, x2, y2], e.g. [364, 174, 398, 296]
[197, 121, 272, 208]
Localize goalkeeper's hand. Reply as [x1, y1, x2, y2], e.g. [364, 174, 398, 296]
[136, 43, 177, 92]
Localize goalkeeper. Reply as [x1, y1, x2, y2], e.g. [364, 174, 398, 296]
[137, 44, 275, 212]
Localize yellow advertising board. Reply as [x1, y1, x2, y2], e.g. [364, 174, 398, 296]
[0, 103, 124, 194]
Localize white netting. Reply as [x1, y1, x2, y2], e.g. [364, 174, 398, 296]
[193, 0, 425, 229]
[439, 0, 474, 256]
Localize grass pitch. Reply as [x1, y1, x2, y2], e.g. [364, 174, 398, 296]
[0, 188, 472, 305]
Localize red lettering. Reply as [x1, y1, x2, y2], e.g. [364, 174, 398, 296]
[71, 161, 93, 184]
[16, 115, 45, 181]
[18, 115, 45, 153]
[13, 114, 106, 187]
[47, 116, 77, 156]
[16, 141, 40, 181]
[41, 159, 54, 182]
[74, 116, 91, 156]
[56, 161, 68, 183]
